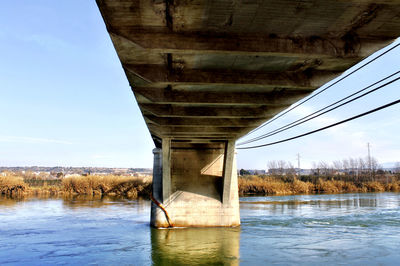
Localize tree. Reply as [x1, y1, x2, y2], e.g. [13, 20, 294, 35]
[239, 169, 250, 176]
[332, 160, 342, 171]
[267, 160, 278, 175]
[342, 159, 349, 175]
[395, 162, 400, 174]
[371, 157, 380, 180]
[349, 157, 357, 178]
[311, 162, 320, 177]
[277, 160, 287, 176]
[358, 158, 366, 176]
[318, 161, 331, 177]
[286, 162, 296, 180]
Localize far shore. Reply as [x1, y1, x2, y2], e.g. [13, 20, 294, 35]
[0, 174, 152, 199]
[1, 173, 400, 199]
[238, 175, 400, 195]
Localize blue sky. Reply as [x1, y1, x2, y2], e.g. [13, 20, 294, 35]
[0, 1, 399, 169]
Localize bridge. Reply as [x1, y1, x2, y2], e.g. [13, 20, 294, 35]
[96, 0, 400, 227]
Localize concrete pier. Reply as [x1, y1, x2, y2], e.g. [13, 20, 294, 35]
[150, 140, 240, 228]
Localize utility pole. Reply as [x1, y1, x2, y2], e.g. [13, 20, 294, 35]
[296, 153, 301, 176]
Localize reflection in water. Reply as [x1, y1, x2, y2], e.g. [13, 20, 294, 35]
[241, 198, 378, 207]
[1, 193, 400, 265]
[0, 194, 148, 208]
[0, 195, 25, 206]
[151, 227, 240, 265]
[240, 193, 387, 216]
[60, 194, 147, 209]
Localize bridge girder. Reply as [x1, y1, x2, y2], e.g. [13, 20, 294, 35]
[97, 0, 400, 143]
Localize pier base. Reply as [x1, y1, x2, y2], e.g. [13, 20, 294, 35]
[150, 140, 240, 228]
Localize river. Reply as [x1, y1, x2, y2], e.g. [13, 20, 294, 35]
[1, 192, 399, 265]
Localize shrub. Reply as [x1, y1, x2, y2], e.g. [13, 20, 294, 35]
[363, 181, 385, 192]
[0, 176, 27, 195]
[291, 179, 314, 194]
[61, 175, 152, 198]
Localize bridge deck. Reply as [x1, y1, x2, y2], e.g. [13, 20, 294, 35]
[97, 0, 400, 145]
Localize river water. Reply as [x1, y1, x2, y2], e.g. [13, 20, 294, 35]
[1, 193, 400, 265]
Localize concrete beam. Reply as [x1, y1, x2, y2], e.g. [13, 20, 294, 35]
[167, 138, 238, 143]
[149, 131, 243, 140]
[139, 103, 287, 118]
[159, 135, 239, 139]
[111, 30, 391, 58]
[144, 115, 268, 127]
[149, 125, 253, 134]
[134, 87, 313, 105]
[124, 64, 338, 88]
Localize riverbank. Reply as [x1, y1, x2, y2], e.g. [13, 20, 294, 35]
[238, 175, 400, 195]
[1, 174, 400, 198]
[0, 174, 151, 198]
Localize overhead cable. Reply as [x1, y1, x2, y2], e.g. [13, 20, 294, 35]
[241, 42, 400, 138]
[237, 71, 400, 145]
[237, 98, 400, 150]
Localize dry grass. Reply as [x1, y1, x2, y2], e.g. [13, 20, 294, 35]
[238, 176, 400, 195]
[239, 176, 290, 195]
[0, 174, 151, 199]
[385, 182, 400, 192]
[291, 179, 314, 194]
[239, 176, 314, 195]
[2, 173, 400, 198]
[361, 181, 386, 192]
[0, 176, 27, 196]
[62, 175, 151, 198]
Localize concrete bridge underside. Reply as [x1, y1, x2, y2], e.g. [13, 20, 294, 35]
[97, 0, 400, 227]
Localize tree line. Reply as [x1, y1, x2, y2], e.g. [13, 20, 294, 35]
[265, 157, 400, 183]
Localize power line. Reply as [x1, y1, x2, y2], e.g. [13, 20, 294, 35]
[239, 72, 400, 145]
[237, 72, 400, 145]
[237, 98, 400, 150]
[241, 42, 400, 138]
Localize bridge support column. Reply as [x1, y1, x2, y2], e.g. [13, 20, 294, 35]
[150, 140, 240, 228]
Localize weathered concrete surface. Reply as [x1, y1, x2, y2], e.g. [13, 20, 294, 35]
[97, 0, 400, 143]
[151, 142, 240, 228]
[97, 0, 400, 227]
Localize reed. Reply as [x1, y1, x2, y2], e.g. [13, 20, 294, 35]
[2, 173, 400, 198]
[62, 175, 151, 198]
[0, 175, 27, 196]
[385, 182, 400, 191]
[291, 178, 314, 194]
[0, 174, 151, 199]
[361, 181, 386, 192]
[239, 176, 291, 195]
[238, 176, 400, 195]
